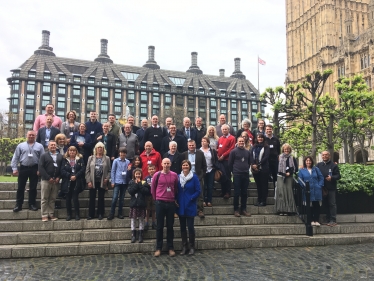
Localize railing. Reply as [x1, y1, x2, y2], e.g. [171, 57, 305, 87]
[293, 177, 313, 236]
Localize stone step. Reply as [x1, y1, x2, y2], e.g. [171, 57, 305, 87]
[0, 188, 275, 200]
[0, 197, 276, 210]
[0, 204, 278, 220]
[2, 223, 373, 246]
[2, 232, 374, 259]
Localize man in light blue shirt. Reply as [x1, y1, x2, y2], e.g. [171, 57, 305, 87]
[108, 148, 130, 220]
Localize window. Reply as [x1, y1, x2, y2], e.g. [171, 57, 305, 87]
[59, 74, 66, 81]
[12, 71, 20, 77]
[88, 77, 95, 84]
[11, 99, 18, 105]
[220, 99, 227, 108]
[198, 88, 205, 95]
[115, 80, 122, 87]
[57, 96, 66, 109]
[42, 82, 51, 93]
[168, 77, 186, 86]
[199, 97, 206, 107]
[26, 95, 34, 106]
[153, 83, 159, 90]
[141, 83, 147, 89]
[44, 72, 51, 80]
[127, 90, 135, 100]
[242, 101, 248, 110]
[28, 71, 36, 78]
[58, 84, 66, 94]
[102, 79, 108, 85]
[25, 113, 34, 121]
[73, 85, 80, 96]
[86, 99, 95, 111]
[252, 102, 258, 110]
[100, 114, 107, 124]
[252, 112, 258, 122]
[12, 82, 19, 91]
[87, 87, 95, 97]
[128, 82, 135, 88]
[165, 94, 172, 104]
[210, 112, 217, 120]
[101, 88, 109, 98]
[140, 92, 148, 101]
[153, 93, 160, 103]
[42, 95, 50, 107]
[152, 104, 160, 115]
[115, 106, 121, 112]
[114, 89, 122, 99]
[27, 81, 35, 92]
[209, 90, 216, 96]
[231, 100, 237, 109]
[210, 98, 216, 107]
[73, 76, 81, 83]
[121, 72, 139, 81]
[176, 95, 183, 106]
[101, 100, 108, 111]
[72, 98, 80, 112]
[12, 107, 18, 113]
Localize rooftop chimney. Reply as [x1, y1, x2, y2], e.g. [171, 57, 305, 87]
[94, 39, 113, 63]
[219, 69, 225, 77]
[230, 57, 246, 79]
[34, 30, 55, 56]
[143, 46, 160, 69]
[186, 52, 203, 74]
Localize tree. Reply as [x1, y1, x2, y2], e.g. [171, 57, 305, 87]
[159, 106, 185, 128]
[280, 122, 313, 157]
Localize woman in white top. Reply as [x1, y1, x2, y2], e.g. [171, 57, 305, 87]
[200, 137, 218, 207]
[204, 126, 219, 150]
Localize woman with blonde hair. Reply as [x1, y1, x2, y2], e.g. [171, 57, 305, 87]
[204, 125, 219, 150]
[54, 134, 68, 155]
[274, 143, 298, 216]
[86, 142, 111, 220]
[60, 146, 85, 221]
[240, 131, 252, 151]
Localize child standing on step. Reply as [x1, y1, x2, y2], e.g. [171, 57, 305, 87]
[144, 164, 157, 231]
[128, 168, 150, 243]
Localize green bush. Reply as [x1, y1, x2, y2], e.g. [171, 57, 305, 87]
[0, 138, 26, 166]
[338, 164, 374, 196]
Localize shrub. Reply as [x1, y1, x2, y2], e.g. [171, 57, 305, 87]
[338, 164, 374, 196]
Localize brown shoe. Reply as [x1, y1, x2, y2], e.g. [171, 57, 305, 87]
[42, 216, 48, 222]
[49, 215, 58, 221]
[154, 250, 161, 257]
[203, 202, 207, 207]
[234, 211, 241, 217]
[207, 202, 212, 207]
[241, 210, 251, 217]
[169, 249, 176, 257]
[224, 193, 230, 199]
[174, 213, 178, 218]
[198, 211, 205, 219]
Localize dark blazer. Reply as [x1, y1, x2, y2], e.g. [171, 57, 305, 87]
[60, 157, 86, 193]
[250, 145, 270, 171]
[182, 150, 207, 182]
[38, 152, 63, 181]
[36, 126, 61, 148]
[70, 132, 93, 165]
[160, 134, 188, 156]
[94, 132, 117, 159]
[195, 127, 206, 149]
[179, 127, 197, 142]
[163, 151, 183, 175]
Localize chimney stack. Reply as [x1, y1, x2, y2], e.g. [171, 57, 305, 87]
[143, 46, 160, 69]
[230, 57, 246, 79]
[219, 69, 225, 77]
[34, 30, 55, 56]
[100, 39, 108, 55]
[94, 39, 113, 63]
[186, 52, 203, 74]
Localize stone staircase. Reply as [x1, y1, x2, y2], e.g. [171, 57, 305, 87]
[1, 182, 374, 258]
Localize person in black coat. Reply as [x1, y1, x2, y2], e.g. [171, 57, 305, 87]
[128, 168, 150, 243]
[36, 115, 61, 151]
[179, 117, 197, 143]
[70, 123, 93, 165]
[141, 116, 166, 154]
[60, 146, 86, 221]
[160, 124, 187, 156]
[194, 117, 206, 149]
[94, 122, 116, 162]
[163, 141, 183, 175]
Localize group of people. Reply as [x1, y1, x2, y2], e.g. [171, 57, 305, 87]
[11, 103, 341, 257]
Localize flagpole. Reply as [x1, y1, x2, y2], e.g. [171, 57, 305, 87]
[257, 55, 259, 93]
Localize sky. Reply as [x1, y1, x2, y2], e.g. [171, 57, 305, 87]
[0, 0, 287, 112]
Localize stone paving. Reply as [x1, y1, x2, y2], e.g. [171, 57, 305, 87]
[0, 243, 373, 281]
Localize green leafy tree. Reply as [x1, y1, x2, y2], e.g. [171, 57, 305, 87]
[0, 138, 25, 174]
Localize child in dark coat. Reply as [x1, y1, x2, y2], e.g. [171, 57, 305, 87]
[127, 168, 150, 243]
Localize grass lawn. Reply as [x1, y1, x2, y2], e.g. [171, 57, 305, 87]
[0, 176, 18, 182]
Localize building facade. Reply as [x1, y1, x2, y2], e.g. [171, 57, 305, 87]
[286, 0, 374, 162]
[7, 31, 264, 137]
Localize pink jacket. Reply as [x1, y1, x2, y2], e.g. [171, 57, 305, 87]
[151, 171, 178, 202]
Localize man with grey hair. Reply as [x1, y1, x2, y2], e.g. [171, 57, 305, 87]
[216, 114, 235, 137]
[179, 117, 197, 146]
[118, 123, 139, 162]
[195, 116, 206, 149]
[163, 141, 183, 175]
[136, 119, 148, 154]
[127, 115, 140, 134]
[160, 123, 187, 156]
[316, 151, 341, 226]
[142, 115, 166, 153]
[162, 117, 173, 135]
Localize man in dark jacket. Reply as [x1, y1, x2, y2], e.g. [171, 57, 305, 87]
[179, 117, 197, 146]
[38, 140, 63, 222]
[316, 151, 341, 226]
[142, 115, 166, 153]
[195, 117, 206, 149]
[160, 124, 187, 156]
[264, 124, 280, 189]
[163, 141, 183, 175]
[95, 122, 117, 162]
[228, 137, 251, 217]
[182, 139, 207, 218]
[36, 115, 61, 151]
[85, 111, 103, 145]
[136, 119, 148, 154]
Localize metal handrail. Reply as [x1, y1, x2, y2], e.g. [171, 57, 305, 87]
[293, 176, 313, 236]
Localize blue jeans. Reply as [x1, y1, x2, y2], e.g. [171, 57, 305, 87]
[179, 216, 195, 235]
[204, 170, 215, 203]
[110, 184, 127, 216]
[233, 174, 249, 211]
[155, 200, 175, 250]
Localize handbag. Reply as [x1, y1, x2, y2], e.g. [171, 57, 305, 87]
[214, 169, 222, 182]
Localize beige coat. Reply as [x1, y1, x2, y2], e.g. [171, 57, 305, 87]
[85, 155, 111, 189]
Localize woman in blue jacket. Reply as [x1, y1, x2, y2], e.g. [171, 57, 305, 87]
[176, 160, 201, 256]
[70, 123, 92, 165]
[298, 156, 324, 226]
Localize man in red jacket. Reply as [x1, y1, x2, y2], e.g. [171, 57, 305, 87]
[140, 141, 162, 177]
[217, 124, 236, 199]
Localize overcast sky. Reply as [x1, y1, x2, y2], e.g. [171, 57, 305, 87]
[0, 0, 286, 112]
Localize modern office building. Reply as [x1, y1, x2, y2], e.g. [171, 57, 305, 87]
[7, 30, 264, 137]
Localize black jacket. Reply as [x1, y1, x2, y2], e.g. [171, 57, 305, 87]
[163, 151, 183, 175]
[38, 152, 63, 181]
[128, 180, 150, 208]
[250, 145, 270, 171]
[182, 150, 207, 182]
[36, 126, 61, 148]
[195, 127, 206, 149]
[60, 157, 86, 193]
[264, 135, 281, 162]
[160, 134, 187, 156]
[142, 126, 166, 153]
[316, 160, 341, 191]
[95, 132, 117, 159]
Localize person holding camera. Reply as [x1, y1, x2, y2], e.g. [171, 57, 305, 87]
[250, 133, 270, 207]
[274, 144, 298, 215]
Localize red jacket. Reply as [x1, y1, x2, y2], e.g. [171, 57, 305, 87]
[217, 134, 236, 161]
[140, 148, 162, 177]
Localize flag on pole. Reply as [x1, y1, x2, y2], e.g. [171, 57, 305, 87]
[258, 57, 266, 65]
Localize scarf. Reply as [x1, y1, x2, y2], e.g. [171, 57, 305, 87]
[253, 144, 263, 160]
[179, 171, 193, 188]
[278, 153, 294, 175]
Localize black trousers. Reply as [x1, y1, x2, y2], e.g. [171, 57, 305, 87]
[253, 169, 269, 204]
[16, 165, 38, 206]
[66, 181, 80, 215]
[155, 200, 175, 250]
[268, 160, 278, 189]
[220, 160, 232, 195]
[88, 181, 105, 217]
[311, 201, 320, 222]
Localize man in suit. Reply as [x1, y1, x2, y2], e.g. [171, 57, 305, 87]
[162, 117, 173, 136]
[195, 116, 206, 149]
[36, 115, 61, 152]
[182, 139, 207, 218]
[179, 117, 197, 148]
[160, 123, 187, 156]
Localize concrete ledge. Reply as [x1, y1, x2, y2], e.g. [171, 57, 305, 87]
[12, 245, 46, 258]
[78, 242, 110, 255]
[45, 244, 79, 257]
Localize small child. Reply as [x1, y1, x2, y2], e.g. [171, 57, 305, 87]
[144, 164, 157, 231]
[128, 168, 150, 243]
[126, 156, 142, 184]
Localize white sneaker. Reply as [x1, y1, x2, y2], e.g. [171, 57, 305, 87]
[315, 222, 320, 227]
[311, 222, 316, 226]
